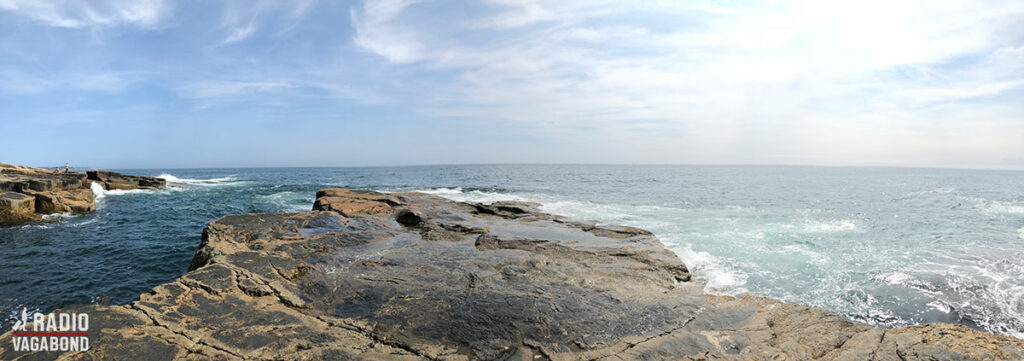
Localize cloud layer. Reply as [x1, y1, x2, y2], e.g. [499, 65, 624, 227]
[1, 0, 1022, 169]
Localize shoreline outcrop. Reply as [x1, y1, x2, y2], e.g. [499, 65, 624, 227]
[0, 162, 166, 226]
[2, 188, 1023, 360]
[87, 170, 167, 191]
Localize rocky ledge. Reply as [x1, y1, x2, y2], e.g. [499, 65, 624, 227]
[87, 170, 167, 191]
[2, 189, 1023, 360]
[0, 161, 166, 226]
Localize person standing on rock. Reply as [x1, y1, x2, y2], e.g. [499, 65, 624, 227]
[65, 162, 70, 173]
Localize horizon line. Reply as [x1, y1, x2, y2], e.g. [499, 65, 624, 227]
[38, 162, 1024, 173]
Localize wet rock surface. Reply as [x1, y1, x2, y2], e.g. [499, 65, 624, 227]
[2, 188, 1022, 360]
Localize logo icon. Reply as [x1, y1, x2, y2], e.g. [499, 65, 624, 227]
[12, 308, 28, 332]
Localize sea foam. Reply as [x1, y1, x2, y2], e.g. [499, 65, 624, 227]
[409, 187, 525, 204]
[416, 187, 746, 295]
[157, 173, 239, 185]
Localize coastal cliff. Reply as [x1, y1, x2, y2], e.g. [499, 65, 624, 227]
[0, 162, 166, 226]
[2, 188, 1023, 360]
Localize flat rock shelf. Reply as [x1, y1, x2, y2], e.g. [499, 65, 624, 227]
[0, 161, 166, 226]
[2, 188, 1022, 360]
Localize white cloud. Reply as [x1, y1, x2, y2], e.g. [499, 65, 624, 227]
[470, 1, 555, 29]
[347, 0, 1024, 167]
[350, 0, 427, 63]
[179, 81, 295, 98]
[216, 0, 315, 45]
[222, 19, 256, 44]
[177, 79, 389, 105]
[898, 79, 1024, 102]
[0, 71, 135, 94]
[0, 0, 171, 28]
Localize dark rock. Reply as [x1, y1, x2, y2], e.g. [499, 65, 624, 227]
[395, 208, 424, 226]
[2, 189, 1022, 360]
[87, 170, 166, 190]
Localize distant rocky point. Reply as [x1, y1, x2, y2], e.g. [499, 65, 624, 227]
[0, 161, 166, 226]
[87, 170, 167, 191]
[2, 188, 1021, 360]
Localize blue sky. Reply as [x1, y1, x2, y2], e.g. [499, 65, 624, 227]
[1, 0, 1022, 169]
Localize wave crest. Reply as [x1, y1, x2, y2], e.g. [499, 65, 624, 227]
[157, 173, 239, 186]
[408, 187, 525, 203]
[802, 219, 857, 232]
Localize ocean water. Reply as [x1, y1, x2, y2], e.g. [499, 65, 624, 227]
[1, 165, 1022, 338]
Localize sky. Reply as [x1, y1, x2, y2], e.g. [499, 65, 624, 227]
[1, 0, 1022, 170]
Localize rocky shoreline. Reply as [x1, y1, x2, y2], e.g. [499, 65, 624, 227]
[2, 188, 1023, 360]
[0, 162, 165, 226]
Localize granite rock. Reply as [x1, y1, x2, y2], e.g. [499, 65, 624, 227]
[0, 163, 94, 225]
[0, 162, 161, 225]
[87, 170, 167, 190]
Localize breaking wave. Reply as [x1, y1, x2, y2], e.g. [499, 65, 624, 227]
[90, 181, 105, 199]
[410, 187, 746, 293]
[157, 173, 240, 186]
[801, 219, 858, 232]
[958, 195, 1024, 215]
[258, 191, 315, 212]
[91, 181, 160, 202]
[410, 187, 526, 204]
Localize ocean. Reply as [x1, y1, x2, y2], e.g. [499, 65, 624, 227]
[1, 165, 1022, 338]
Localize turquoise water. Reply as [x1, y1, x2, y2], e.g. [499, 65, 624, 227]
[1, 165, 1022, 338]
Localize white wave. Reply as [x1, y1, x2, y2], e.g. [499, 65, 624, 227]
[416, 187, 464, 195]
[943, 271, 1024, 339]
[91, 181, 158, 200]
[958, 195, 1024, 215]
[927, 300, 952, 314]
[258, 191, 314, 212]
[673, 244, 748, 293]
[157, 173, 238, 185]
[541, 200, 637, 223]
[1018, 227, 1024, 240]
[105, 189, 154, 195]
[409, 187, 526, 204]
[90, 181, 105, 199]
[802, 219, 857, 232]
[874, 271, 914, 285]
[986, 201, 1024, 215]
[41, 212, 75, 221]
